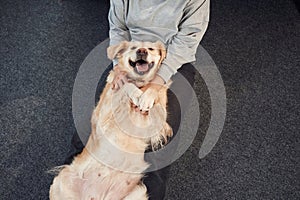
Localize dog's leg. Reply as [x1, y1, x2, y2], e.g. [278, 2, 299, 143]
[49, 166, 81, 200]
[123, 184, 148, 200]
[138, 87, 159, 112]
[138, 82, 170, 112]
[122, 82, 143, 105]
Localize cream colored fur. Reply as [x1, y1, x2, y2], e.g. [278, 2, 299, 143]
[49, 41, 172, 200]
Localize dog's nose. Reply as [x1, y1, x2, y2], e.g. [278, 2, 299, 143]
[136, 48, 148, 56]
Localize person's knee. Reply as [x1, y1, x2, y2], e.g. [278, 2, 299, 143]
[177, 63, 196, 86]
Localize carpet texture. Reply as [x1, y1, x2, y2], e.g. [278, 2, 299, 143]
[1, 0, 299, 199]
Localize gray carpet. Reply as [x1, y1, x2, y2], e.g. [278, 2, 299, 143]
[1, 0, 299, 199]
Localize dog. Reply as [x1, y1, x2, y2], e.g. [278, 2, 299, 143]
[49, 41, 173, 200]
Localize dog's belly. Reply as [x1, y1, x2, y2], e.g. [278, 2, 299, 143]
[51, 152, 145, 200]
[79, 164, 143, 200]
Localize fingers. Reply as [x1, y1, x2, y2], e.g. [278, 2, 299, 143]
[113, 77, 127, 90]
[112, 71, 128, 90]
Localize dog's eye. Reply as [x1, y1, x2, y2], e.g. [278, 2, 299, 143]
[148, 48, 154, 51]
[131, 46, 137, 50]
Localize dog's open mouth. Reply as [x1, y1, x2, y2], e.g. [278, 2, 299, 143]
[129, 59, 154, 75]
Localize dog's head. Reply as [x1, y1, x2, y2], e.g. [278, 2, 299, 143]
[107, 41, 166, 83]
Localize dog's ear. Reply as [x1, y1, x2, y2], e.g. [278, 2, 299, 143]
[107, 41, 128, 60]
[155, 41, 167, 64]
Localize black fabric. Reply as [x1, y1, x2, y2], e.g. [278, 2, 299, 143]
[64, 63, 196, 199]
[143, 63, 196, 200]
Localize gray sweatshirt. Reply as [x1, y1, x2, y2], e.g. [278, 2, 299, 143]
[108, 0, 210, 82]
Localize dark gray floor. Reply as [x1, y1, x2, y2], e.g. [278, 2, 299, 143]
[1, 0, 299, 199]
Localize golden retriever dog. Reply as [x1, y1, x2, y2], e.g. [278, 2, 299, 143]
[49, 41, 172, 200]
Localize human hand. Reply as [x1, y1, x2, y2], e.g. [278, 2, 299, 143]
[149, 74, 165, 86]
[111, 65, 128, 90]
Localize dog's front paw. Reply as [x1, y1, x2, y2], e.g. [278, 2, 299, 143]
[123, 83, 143, 105]
[130, 89, 143, 106]
[138, 88, 158, 112]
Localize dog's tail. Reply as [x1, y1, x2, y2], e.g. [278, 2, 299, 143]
[47, 165, 66, 176]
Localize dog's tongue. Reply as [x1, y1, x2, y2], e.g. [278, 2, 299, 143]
[136, 62, 149, 72]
